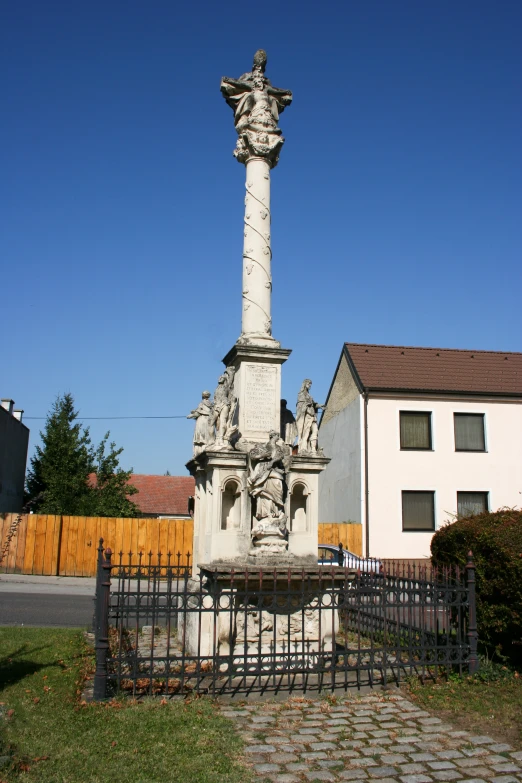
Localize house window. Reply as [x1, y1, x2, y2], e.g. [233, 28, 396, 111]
[454, 413, 486, 451]
[402, 491, 435, 531]
[457, 492, 489, 518]
[400, 412, 432, 450]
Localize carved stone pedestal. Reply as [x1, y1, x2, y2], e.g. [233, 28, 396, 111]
[185, 567, 348, 662]
[187, 448, 329, 574]
[222, 342, 291, 445]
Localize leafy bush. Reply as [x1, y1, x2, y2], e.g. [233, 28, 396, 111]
[431, 508, 522, 664]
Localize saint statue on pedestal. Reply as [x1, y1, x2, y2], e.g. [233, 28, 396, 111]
[296, 379, 325, 454]
[248, 430, 288, 548]
[187, 391, 214, 456]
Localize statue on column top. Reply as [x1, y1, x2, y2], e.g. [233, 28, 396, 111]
[220, 49, 292, 167]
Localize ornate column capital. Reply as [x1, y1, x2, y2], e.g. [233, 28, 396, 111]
[220, 49, 292, 169]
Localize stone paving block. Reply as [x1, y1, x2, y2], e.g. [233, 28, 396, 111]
[354, 733, 370, 739]
[252, 715, 276, 723]
[328, 718, 350, 725]
[244, 744, 277, 754]
[301, 727, 324, 734]
[370, 731, 391, 738]
[399, 775, 434, 783]
[463, 767, 495, 778]
[368, 738, 393, 746]
[459, 779, 487, 783]
[351, 758, 379, 767]
[285, 762, 311, 772]
[435, 751, 463, 760]
[311, 741, 338, 751]
[368, 766, 399, 777]
[380, 755, 408, 765]
[400, 764, 430, 774]
[304, 771, 337, 782]
[411, 754, 437, 762]
[305, 721, 330, 727]
[338, 771, 369, 780]
[318, 760, 345, 769]
[491, 764, 521, 774]
[273, 775, 299, 783]
[254, 762, 281, 773]
[488, 745, 512, 753]
[430, 773, 463, 781]
[302, 751, 329, 760]
[456, 759, 490, 769]
[332, 750, 362, 759]
[468, 736, 496, 745]
[427, 762, 457, 770]
[388, 746, 418, 754]
[328, 725, 350, 734]
[488, 756, 515, 764]
[419, 718, 443, 726]
[271, 752, 298, 764]
[509, 751, 522, 761]
[490, 777, 519, 783]
[461, 748, 489, 758]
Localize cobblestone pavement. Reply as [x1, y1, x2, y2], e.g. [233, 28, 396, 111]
[220, 692, 521, 783]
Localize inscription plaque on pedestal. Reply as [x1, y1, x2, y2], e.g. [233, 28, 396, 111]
[243, 363, 278, 432]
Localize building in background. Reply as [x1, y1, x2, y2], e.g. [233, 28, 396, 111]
[319, 344, 522, 559]
[129, 475, 195, 519]
[0, 398, 29, 513]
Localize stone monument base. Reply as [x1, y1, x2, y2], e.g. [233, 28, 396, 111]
[185, 565, 350, 660]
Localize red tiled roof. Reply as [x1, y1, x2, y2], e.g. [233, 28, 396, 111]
[129, 475, 195, 516]
[344, 343, 522, 395]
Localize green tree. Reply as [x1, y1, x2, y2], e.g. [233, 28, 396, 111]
[26, 393, 139, 517]
[26, 393, 93, 514]
[87, 433, 139, 517]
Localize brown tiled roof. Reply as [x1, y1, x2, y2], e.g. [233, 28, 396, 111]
[129, 475, 195, 516]
[344, 343, 522, 395]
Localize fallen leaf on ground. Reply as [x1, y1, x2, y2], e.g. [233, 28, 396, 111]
[33, 697, 40, 704]
[6, 709, 14, 718]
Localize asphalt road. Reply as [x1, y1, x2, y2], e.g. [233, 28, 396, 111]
[0, 593, 95, 627]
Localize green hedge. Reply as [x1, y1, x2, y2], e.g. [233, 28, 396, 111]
[430, 508, 522, 664]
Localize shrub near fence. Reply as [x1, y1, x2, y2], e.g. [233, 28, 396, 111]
[0, 515, 363, 576]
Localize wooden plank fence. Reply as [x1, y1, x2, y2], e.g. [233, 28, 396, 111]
[318, 522, 362, 556]
[0, 514, 362, 577]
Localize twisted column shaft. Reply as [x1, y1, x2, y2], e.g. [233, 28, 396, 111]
[242, 157, 272, 339]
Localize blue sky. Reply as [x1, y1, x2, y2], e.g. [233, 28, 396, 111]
[2, 0, 521, 476]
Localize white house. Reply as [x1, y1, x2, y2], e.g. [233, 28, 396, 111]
[318, 344, 522, 559]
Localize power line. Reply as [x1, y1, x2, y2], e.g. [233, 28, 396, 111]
[24, 415, 188, 420]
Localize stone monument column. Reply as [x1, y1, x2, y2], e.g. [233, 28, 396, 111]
[219, 49, 293, 444]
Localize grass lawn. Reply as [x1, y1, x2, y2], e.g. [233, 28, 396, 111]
[0, 627, 253, 783]
[406, 667, 522, 745]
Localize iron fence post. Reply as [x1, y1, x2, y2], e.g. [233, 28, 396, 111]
[93, 543, 113, 700]
[466, 550, 479, 675]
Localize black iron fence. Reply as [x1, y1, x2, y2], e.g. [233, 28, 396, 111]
[92, 541, 478, 700]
